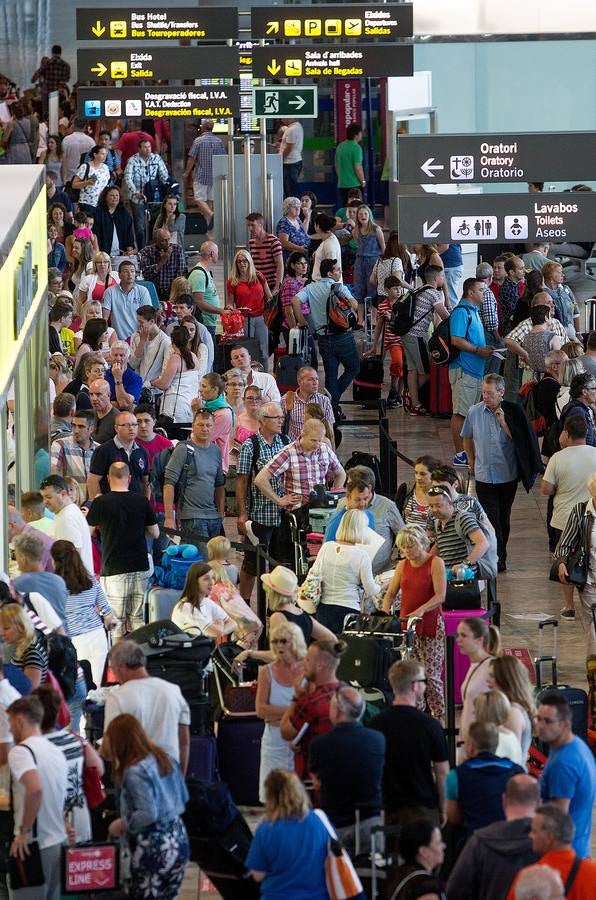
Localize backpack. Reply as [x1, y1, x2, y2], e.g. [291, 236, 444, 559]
[64, 162, 90, 203]
[390, 286, 430, 337]
[325, 283, 358, 334]
[21, 594, 79, 700]
[519, 380, 547, 436]
[453, 511, 498, 580]
[541, 398, 578, 459]
[344, 451, 383, 492]
[427, 308, 473, 366]
[150, 442, 196, 510]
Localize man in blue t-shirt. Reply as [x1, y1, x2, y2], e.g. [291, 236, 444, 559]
[536, 692, 596, 858]
[448, 278, 493, 466]
[438, 242, 464, 307]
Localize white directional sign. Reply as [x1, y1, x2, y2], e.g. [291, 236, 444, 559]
[398, 192, 596, 244]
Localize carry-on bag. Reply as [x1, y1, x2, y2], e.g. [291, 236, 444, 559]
[534, 618, 589, 743]
[353, 356, 384, 408]
[428, 360, 453, 417]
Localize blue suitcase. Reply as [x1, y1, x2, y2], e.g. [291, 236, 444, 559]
[187, 734, 219, 782]
[217, 718, 264, 806]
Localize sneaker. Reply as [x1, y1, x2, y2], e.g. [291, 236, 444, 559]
[387, 389, 398, 409]
[452, 451, 468, 466]
[245, 521, 260, 546]
[560, 607, 576, 620]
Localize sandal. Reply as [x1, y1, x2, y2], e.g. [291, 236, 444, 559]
[402, 391, 413, 413]
[410, 405, 428, 416]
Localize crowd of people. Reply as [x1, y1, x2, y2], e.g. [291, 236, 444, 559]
[1, 49, 595, 900]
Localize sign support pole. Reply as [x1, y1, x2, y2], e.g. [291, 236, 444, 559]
[364, 77, 375, 211]
[259, 39, 269, 232]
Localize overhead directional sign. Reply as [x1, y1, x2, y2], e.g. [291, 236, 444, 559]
[251, 4, 413, 40]
[77, 47, 240, 81]
[398, 132, 596, 185]
[78, 86, 240, 120]
[253, 86, 317, 118]
[251, 45, 413, 79]
[398, 192, 596, 244]
[76, 7, 239, 41]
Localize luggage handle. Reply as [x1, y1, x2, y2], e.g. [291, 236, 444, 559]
[538, 617, 558, 662]
[534, 654, 557, 690]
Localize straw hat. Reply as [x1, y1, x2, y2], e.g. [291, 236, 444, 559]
[260, 565, 298, 597]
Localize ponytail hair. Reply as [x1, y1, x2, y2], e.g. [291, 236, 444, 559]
[313, 639, 347, 664]
[462, 616, 502, 657]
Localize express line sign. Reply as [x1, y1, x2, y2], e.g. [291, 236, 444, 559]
[397, 192, 596, 244]
[398, 132, 596, 185]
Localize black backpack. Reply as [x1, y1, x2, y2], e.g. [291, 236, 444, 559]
[390, 286, 430, 336]
[427, 308, 472, 366]
[344, 451, 383, 491]
[21, 594, 79, 700]
[150, 442, 195, 508]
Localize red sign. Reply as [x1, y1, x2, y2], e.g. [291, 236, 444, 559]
[503, 647, 536, 684]
[63, 845, 119, 893]
[334, 79, 361, 143]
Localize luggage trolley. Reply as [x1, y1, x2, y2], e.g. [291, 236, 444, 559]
[338, 614, 419, 706]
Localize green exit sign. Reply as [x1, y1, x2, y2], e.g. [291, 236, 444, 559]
[252, 86, 318, 118]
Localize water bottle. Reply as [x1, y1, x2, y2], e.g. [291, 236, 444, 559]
[454, 563, 467, 582]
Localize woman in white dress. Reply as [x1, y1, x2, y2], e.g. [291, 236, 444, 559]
[151, 325, 206, 424]
[256, 621, 306, 802]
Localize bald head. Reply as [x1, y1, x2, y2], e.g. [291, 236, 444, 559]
[154, 228, 171, 251]
[504, 774, 540, 818]
[7, 506, 25, 539]
[531, 291, 551, 308]
[89, 378, 112, 414]
[200, 240, 218, 261]
[514, 864, 564, 900]
[89, 378, 110, 397]
[331, 685, 364, 724]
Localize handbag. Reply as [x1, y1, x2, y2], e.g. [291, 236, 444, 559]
[298, 570, 322, 614]
[444, 579, 481, 611]
[75, 734, 106, 809]
[314, 809, 364, 900]
[549, 548, 588, 588]
[156, 359, 182, 431]
[222, 682, 257, 715]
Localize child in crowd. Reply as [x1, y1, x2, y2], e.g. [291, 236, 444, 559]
[365, 275, 405, 409]
[207, 541, 263, 648]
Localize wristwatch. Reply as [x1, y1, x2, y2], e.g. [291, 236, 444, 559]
[19, 826, 32, 835]
[115, 380, 123, 385]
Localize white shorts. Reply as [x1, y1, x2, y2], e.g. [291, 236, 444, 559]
[193, 181, 214, 202]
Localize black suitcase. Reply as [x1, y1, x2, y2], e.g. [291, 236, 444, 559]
[185, 211, 209, 235]
[275, 353, 304, 391]
[214, 338, 262, 374]
[337, 633, 401, 698]
[534, 618, 589, 744]
[188, 818, 260, 899]
[352, 356, 384, 408]
[217, 717, 264, 806]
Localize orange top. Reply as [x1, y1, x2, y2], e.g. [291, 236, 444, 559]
[507, 849, 596, 900]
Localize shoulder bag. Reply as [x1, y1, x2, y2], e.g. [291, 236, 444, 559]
[314, 809, 364, 900]
[74, 734, 106, 809]
[156, 358, 182, 430]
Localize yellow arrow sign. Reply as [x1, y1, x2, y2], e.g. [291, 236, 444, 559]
[266, 21, 279, 35]
[267, 59, 281, 76]
[91, 20, 106, 37]
[91, 62, 107, 77]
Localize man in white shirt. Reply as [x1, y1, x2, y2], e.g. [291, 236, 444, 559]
[61, 117, 94, 183]
[39, 475, 94, 577]
[103, 641, 190, 773]
[280, 118, 304, 199]
[542, 413, 596, 619]
[229, 345, 281, 402]
[7, 695, 68, 900]
[129, 305, 171, 388]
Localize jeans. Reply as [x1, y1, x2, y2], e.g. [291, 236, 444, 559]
[67, 673, 88, 734]
[318, 332, 361, 409]
[316, 602, 359, 635]
[283, 161, 303, 198]
[181, 516, 223, 558]
[131, 199, 147, 250]
[444, 265, 464, 308]
[475, 479, 518, 565]
[245, 314, 270, 372]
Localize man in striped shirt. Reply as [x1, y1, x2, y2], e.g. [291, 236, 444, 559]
[246, 212, 284, 296]
[50, 410, 98, 492]
[281, 366, 335, 441]
[426, 485, 489, 577]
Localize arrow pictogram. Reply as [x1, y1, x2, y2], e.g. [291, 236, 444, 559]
[91, 20, 106, 37]
[423, 219, 441, 238]
[289, 96, 306, 110]
[420, 157, 444, 178]
[267, 59, 281, 76]
[91, 62, 107, 77]
[266, 21, 279, 35]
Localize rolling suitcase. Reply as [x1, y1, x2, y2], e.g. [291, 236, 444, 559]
[187, 734, 219, 782]
[146, 586, 179, 623]
[534, 618, 589, 743]
[353, 355, 384, 408]
[216, 717, 264, 806]
[275, 353, 305, 392]
[428, 360, 452, 417]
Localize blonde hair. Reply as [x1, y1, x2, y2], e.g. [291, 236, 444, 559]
[263, 769, 310, 823]
[207, 536, 231, 562]
[168, 276, 191, 302]
[0, 604, 36, 656]
[490, 656, 536, 720]
[229, 249, 258, 287]
[92, 251, 111, 271]
[269, 621, 307, 661]
[474, 689, 511, 727]
[336, 508, 370, 544]
[49, 352, 70, 375]
[64, 476, 83, 506]
[395, 523, 431, 552]
[353, 204, 375, 238]
[265, 586, 295, 612]
[80, 300, 103, 328]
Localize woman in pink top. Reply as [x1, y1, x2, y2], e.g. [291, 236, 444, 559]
[199, 373, 234, 474]
[234, 385, 263, 448]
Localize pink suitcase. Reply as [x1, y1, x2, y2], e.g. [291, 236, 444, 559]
[442, 608, 486, 705]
